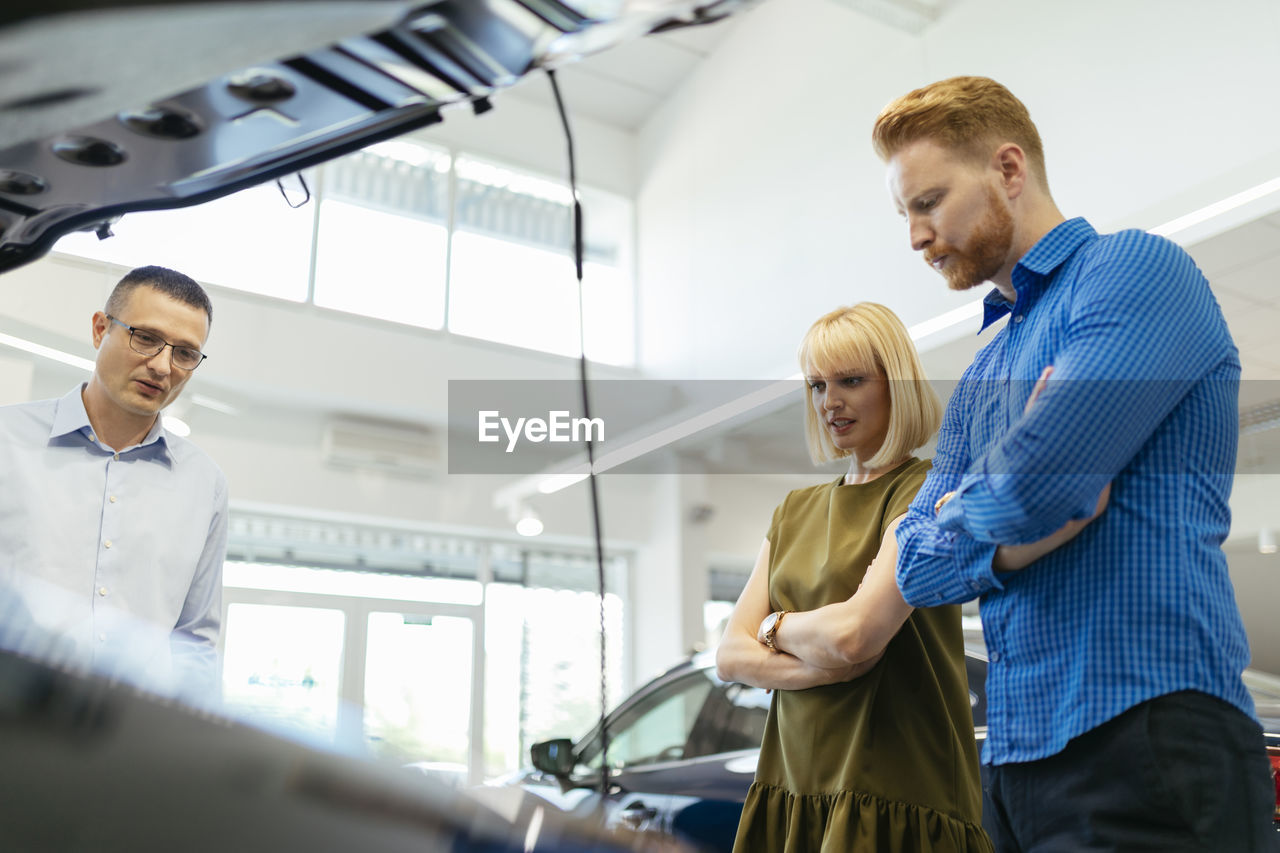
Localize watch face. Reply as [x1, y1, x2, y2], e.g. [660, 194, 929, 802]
[762, 612, 778, 633]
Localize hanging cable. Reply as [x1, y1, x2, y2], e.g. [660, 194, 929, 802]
[547, 67, 611, 801]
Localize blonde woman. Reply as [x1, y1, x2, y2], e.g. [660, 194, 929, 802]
[717, 302, 986, 851]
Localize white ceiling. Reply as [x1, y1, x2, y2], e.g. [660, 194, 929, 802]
[503, 17, 737, 131]
[499, 0, 965, 131]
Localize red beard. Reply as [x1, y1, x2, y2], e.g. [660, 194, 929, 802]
[925, 186, 1014, 291]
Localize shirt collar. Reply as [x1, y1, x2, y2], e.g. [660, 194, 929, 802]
[50, 383, 173, 461]
[977, 217, 1097, 333]
[1017, 216, 1096, 278]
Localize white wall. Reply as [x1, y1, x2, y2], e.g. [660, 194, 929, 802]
[632, 0, 1280, 667]
[635, 0, 1280, 379]
[0, 355, 34, 405]
[421, 92, 637, 197]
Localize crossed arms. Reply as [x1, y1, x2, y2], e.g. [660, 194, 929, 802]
[714, 499, 1104, 692]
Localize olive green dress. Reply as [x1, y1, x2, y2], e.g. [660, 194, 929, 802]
[733, 458, 991, 853]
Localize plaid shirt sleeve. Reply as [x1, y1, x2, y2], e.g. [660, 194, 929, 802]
[895, 369, 1001, 607]
[936, 231, 1226, 545]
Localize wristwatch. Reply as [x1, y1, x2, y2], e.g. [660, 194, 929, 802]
[760, 610, 789, 652]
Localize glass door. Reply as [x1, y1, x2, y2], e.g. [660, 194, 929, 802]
[363, 611, 475, 787]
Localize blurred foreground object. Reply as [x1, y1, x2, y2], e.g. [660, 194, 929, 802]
[0, 0, 751, 273]
[0, 644, 686, 852]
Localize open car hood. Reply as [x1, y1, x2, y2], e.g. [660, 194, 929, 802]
[0, 0, 746, 273]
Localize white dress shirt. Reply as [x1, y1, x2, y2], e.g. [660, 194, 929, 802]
[0, 384, 227, 692]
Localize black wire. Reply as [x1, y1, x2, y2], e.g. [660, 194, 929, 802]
[547, 67, 610, 801]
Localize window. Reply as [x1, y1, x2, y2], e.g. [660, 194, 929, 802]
[579, 671, 716, 772]
[221, 602, 346, 739]
[312, 141, 450, 328]
[364, 612, 474, 764]
[447, 154, 634, 364]
[483, 581, 625, 778]
[693, 682, 769, 756]
[221, 521, 631, 782]
[55, 139, 635, 364]
[55, 180, 313, 302]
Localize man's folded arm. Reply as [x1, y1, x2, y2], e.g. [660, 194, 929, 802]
[938, 235, 1229, 545]
[896, 383, 1001, 607]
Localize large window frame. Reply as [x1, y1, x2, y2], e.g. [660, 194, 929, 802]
[221, 585, 485, 767]
[218, 508, 631, 785]
[52, 138, 636, 366]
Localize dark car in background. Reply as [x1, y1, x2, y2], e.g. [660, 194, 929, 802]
[510, 647, 1280, 851]
[507, 646, 989, 852]
[1243, 670, 1280, 831]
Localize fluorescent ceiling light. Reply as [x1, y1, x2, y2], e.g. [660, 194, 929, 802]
[907, 299, 985, 341]
[0, 332, 95, 370]
[1149, 176, 1280, 241]
[514, 505, 543, 537]
[0, 332, 237, 415]
[537, 470, 590, 494]
[188, 394, 239, 416]
[588, 378, 798, 475]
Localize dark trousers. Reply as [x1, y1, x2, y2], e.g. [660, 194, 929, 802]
[983, 690, 1278, 852]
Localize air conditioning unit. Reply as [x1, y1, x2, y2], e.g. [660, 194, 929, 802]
[321, 417, 441, 478]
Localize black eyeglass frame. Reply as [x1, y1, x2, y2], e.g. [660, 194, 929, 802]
[105, 314, 207, 370]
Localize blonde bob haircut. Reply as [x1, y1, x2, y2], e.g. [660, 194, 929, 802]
[871, 75, 1049, 192]
[799, 302, 942, 468]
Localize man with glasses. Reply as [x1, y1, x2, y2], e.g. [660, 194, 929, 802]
[0, 265, 227, 696]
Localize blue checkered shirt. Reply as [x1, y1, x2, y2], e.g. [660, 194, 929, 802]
[895, 217, 1254, 765]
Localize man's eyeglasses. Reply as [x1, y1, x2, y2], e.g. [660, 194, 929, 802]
[106, 315, 207, 370]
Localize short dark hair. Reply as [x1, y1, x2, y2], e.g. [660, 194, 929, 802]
[105, 265, 213, 324]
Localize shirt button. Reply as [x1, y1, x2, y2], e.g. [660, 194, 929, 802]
[97, 633, 107, 643]
[1013, 315, 1024, 324]
[109, 495, 118, 503]
[98, 586, 108, 596]
[88, 433, 96, 442]
[990, 651, 1002, 662]
[113, 453, 120, 460]
[104, 539, 112, 549]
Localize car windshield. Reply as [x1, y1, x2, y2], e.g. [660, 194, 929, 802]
[577, 669, 715, 772]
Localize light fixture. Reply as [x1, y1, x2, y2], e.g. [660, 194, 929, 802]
[0, 331, 94, 370]
[537, 471, 589, 494]
[1149, 176, 1280, 242]
[906, 298, 986, 342]
[1259, 528, 1277, 555]
[515, 504, 543, 537]
[0, 332, 239, 415]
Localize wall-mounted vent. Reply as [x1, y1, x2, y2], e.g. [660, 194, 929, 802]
[322, 417, 441, 478]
